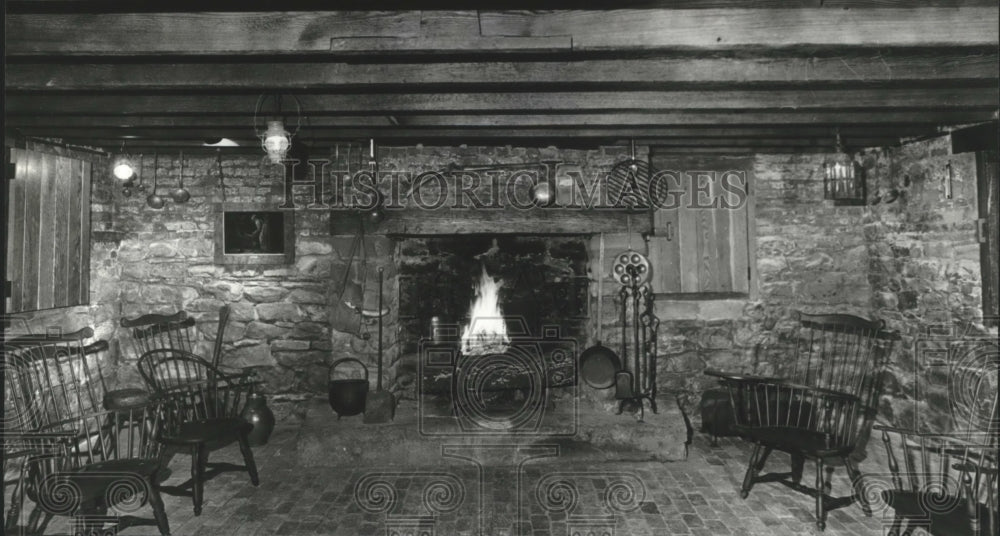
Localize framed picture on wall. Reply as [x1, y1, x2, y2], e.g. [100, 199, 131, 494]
[214, 203, 294, 265]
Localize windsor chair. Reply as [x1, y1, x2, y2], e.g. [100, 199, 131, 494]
[137, 348, 259, 516]
[874, 429, 997, 536]
[18, 403, 171, 536]
[874, 340, 998, 536]
[4, 327, 110, 431]
[3, 327, 115, 531]
[706, 312, 900, 530]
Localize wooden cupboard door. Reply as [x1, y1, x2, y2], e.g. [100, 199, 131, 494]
[648, 152, 752, 296]
[6, 147, 91, 312]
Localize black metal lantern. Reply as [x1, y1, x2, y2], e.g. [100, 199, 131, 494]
[823, 131, 866, 205]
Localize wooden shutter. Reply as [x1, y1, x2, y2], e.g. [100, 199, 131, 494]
[6, 147, 91, 312]
[647, 153, 752, 296]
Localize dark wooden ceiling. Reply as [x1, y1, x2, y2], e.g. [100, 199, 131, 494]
[5, 1, 999, 153]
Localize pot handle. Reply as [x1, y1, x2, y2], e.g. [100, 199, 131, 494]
[329, 358, 369, 381]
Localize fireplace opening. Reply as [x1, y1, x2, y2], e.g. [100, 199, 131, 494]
[397, 235, 589, 408]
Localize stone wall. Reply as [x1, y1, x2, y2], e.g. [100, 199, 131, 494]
[109, 154, 332, 417]
[861, 136, 994, 434]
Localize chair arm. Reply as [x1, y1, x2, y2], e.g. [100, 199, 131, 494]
[3, 431, 77, 458]
[952, 461, 998, 476]
[703, 368, 786, 383]
[775, 383, 861, 404]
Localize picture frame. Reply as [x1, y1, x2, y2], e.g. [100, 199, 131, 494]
[214, 203, 295, 266]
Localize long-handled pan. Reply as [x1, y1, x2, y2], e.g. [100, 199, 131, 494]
[364, 267, 395, 423]
[579, 233, 622, 389]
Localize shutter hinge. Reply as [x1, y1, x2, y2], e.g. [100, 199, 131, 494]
[977, 218, 988, 244]
[747, 266, 752, 280]
[5, 281, 12, 298]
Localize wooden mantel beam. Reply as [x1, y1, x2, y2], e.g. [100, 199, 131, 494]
[8, 54, 998, 91]
[6, 8, 998, 57]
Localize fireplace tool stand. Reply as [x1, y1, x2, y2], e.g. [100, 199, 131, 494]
[613, 263, 660, 421]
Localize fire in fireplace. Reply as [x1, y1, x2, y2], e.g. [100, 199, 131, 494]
[460, 265, 510, 357]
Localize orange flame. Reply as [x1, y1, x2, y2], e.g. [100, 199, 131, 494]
[460, 265, 510, 356]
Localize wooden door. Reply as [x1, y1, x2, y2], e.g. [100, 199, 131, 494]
[6, 147, 91, 312]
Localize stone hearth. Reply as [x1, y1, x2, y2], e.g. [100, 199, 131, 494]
[296, 397, 690, 467]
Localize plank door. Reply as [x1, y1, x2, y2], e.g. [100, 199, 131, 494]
[6, 147, 92, 312]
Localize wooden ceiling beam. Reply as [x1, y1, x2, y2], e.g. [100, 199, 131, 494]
[24, 128, 901, 146]
[8, 1, 1000, 14]
[40, 139, 852, 154]
[6, 112, 995, 129]
[0, 114, 960, 132]
[6, 123, 934, 139]
[7, 88, 997, 115]
[7, 8, 998, 57]
[8, 54, 998, 91]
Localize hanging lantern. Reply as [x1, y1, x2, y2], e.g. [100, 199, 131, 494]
[111, 142, 136, 181]
[823, 131, 865, 205]
[253, 94, 303, 164]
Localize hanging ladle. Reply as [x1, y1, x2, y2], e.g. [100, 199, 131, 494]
[171, 150, 191, 204]
[146, 151, 166, 209]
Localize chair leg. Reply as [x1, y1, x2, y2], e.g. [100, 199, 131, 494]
[26, 503, 45, 532]
[37, 512, 53, 534]
[755, 447, 772, 471]
[740, 443, 763, 499]
[790, 453, 805, 485]
[238, 432, 260, 486]
[155, 446, 173, 484]
[191, 444, 207, 516]
[147, 477, 171, 536]
[886, 514, 903, 536]
[5, 480, 23, 532]
[815, 458, 827, 531]
[841, 456, 872, 517]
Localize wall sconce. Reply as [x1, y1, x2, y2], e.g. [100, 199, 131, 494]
[823, 131, 866, 205]
[254, 94, 302, 164]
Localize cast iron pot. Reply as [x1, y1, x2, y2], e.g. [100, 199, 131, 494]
[328, 358, 369, 418]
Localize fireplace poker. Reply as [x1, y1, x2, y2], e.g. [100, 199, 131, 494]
[364, 267, 396, 423]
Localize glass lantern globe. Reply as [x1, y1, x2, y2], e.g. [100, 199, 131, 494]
[262, 120, 291, 163]
[112, 155, 135, 180]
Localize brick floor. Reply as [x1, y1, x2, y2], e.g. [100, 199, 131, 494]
[10, 428, 895, 536]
